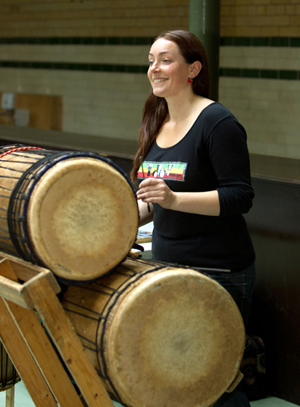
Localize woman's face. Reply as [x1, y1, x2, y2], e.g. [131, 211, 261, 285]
[147, 38, 192, 99]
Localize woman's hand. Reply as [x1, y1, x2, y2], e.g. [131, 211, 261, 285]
[137, 178, 176, 210]
[137, 178, 220, 216]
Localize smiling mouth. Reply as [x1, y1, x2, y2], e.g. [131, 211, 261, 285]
[153, 78, 168, 83]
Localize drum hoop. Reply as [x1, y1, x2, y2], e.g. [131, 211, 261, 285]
[0, 375, 20, 390]
[7, 150, 136, 264]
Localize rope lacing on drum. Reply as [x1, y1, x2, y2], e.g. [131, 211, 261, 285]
[6, 149, 136, 265]
[0, 146, 44, 159]
[61, 259, 165, 404]
[0, 185, 15, 193]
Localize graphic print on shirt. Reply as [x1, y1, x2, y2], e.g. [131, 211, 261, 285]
[138, 161, 188, 181]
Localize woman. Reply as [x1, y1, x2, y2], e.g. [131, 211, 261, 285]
[131, 30, 255, 407]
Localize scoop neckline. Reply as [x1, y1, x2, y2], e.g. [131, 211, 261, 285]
[154, 101, 217, 151]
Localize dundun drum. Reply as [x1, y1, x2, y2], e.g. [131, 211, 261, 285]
[61, 257, 246, 407]
[0, 146, 138, 281]
[0, 342, 20, 391]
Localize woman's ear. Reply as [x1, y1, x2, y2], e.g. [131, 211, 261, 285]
[190, 61, 202, 79]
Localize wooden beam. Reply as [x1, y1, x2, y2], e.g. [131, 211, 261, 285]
[24, 269, 114, 407]
[0, 298, 58, 407]
[0, 259, 84, 407]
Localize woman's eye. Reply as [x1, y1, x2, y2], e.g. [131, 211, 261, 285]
[148, 60, 154, 65]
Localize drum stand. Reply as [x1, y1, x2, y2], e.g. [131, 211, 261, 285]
[5, 388, 14, 407]
[0, 252, 114, 407]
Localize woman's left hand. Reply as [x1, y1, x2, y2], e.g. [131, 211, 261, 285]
[137, 178, 176, 209]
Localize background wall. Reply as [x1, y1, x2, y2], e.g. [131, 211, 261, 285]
[1, 1, 300, 405]
[1, 0, 300, 159]
[220, 1, 300, 159]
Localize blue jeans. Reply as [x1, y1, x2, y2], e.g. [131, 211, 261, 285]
[205, 263, 256, 407]
[206, 262, 256, 327]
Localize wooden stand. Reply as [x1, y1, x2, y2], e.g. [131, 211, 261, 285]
[5, 387, 15, 407]
[0, 252, 114, 407]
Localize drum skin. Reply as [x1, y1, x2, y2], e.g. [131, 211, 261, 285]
[61, 258, 246, 407]
[26, 157, 138, 281]
[0, 147, 138, 281]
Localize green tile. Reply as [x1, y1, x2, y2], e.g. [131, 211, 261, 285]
[291, 38, 300, 47]
[1, 35, 300, 47]
[135, 37, 155, 45]
[48, 38, 59, 44]
[235, 37, 252, 46]
[252, 37, 271, 46]
[120, 37, 136, 45]
[242, 69, 259, 78]
[279, 70, 298, 80]
[71, 38, 83, 44]
[90, 63, 101, 71]
[271, 37, 289, 47]
[260, 69, 278, 79]
[59, 38, 73, 44]
[107, 37, 121, 45]
[220, 37, 234, 46]
[219, 67, 242, 77]
[97, 38, 109, 45]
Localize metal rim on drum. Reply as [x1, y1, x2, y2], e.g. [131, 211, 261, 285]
[61, 258, 246, 407]
[3, 148, 138, 281]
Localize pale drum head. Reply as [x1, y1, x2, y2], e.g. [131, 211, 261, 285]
[62, 258, 246, 407]
[27, 157, 138, 281]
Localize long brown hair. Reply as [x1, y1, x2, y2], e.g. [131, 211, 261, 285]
[130, 30, 210, 184]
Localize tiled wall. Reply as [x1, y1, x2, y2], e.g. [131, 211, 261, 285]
[219, 39, 300, 158]
[220, 1, 300, 37]
[0, 42, 152, 141]
[0, 1, 300, 159]
[0, 0, 189, 37]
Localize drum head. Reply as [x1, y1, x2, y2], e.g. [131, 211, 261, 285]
[27, 157, 138, 281]
[103, 268, 245, 407]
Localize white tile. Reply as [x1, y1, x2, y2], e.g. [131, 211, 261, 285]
[251, 397, 299, 407]
[0, 381, 35, 407]
[220, 46, 300, 70]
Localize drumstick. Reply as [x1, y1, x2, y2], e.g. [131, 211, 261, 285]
[140, 156, 151, 213]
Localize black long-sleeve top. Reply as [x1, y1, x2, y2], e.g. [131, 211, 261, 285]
[138, 102, 255, 272]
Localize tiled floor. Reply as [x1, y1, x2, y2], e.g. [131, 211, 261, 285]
[251, 398, 298, 407]
[0, 381, 298, 407]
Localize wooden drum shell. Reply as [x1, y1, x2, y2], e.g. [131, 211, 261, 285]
[0, 342, 20, 391]
[61, 257, 246, 407]
[0, 147, 138, 282]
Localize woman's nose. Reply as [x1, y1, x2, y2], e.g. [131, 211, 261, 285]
[150, 61, 159, 72]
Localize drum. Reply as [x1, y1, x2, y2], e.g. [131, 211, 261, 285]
[0, 342, 20, 391]
[0, 146, 138, 281]
[61, 257, 246, 407]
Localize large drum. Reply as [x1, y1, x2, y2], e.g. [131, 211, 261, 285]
[61, 257, 246, 407]
[0, 146, 138, 281]
[0, 342, 20, 391]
